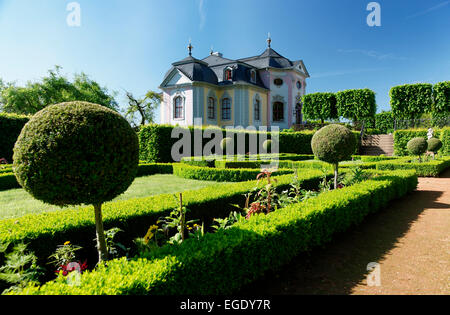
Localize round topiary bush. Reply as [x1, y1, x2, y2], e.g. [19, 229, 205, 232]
[427, 137, 442, 154]
[13, 101, 139, 261]
[407, 137, 427, 160]
[311, 124, 356, 189]
[263, 140, 272, 152]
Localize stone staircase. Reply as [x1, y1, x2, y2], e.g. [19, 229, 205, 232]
[361, 134, 394, 156]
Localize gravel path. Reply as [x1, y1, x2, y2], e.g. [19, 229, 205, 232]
[240, 169, 450, 295]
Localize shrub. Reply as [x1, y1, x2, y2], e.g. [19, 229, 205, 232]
[432, 81, 450, 120]
[440, 127, 450, 155]
[13, 102, 139, 262]
[393, 129, 444, 156]
[302, 92, 338, 123]
[173, 164, 293, 182]
[13, 170, 417, 295]
[138, 125, 361, 162]
[407, 137, 427, 160]
[390, 83, 433, 119]
[427, 138, 443, 154]
[0, 113, 30, 162]
[335, 89, 376, 122]
[311, 124, 357, 188]
[376, 157, 450, 177]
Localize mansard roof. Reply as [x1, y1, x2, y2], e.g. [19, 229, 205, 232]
[160, 46, 308, 89]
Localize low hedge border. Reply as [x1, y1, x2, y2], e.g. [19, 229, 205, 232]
[376, 157, 450, 177]
[0, 163, 174, 192]
[0, 171, 326, 268]
[173, 164, 294, 182]
[15, 170, 418, 295]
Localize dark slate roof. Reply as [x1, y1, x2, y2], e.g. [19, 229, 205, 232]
[161, 47, 308, 88]
[238, 48, 294, 69]
[162, 56, 218, 85]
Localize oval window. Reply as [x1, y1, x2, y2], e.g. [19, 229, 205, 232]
[274, 78, 283, 86]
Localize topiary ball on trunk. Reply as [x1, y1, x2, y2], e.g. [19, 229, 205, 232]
[407, 137, 428, 157]
[427, 137, 442, 153]
[311, 124, 356, 165]
[13, 102, 139, 207]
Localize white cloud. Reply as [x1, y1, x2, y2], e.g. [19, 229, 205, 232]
[198, 0, 206, 30]
[406, 1, 450, 19]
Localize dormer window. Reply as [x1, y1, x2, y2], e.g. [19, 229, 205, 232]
[225, 68, 233, 81]
[250, 70, 256, 83]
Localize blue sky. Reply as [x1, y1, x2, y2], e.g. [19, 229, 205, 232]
[0, 0, 449, 122]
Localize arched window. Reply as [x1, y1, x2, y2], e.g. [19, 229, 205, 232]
[174, 96, 184, 119]
[208, 97, 216, 120]
[254, 99, 261, 121]
[297, 81, 302, 90]
[273, 102, 284, 122]
[225, 68, 232, 81]
[222, 98, 231, 120]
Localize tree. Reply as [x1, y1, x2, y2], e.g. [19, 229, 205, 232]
[311, 124, 356, 189]
[13, 102, 139, 262]
[407, 137, 427, 162]
[336, 89, 377, 123]
[390, 83, 433, 120]
[302, 92, 338, 123]
[0, 66, 118, 115]
[124, 91, 161, 128]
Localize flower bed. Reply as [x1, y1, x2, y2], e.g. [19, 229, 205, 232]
[0, 171, 326, 267]
[13, 170, 418, 295]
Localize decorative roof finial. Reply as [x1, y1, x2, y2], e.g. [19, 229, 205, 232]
[267, 32, 272, 48]
[188, 38, 193, 56]
[210, 45, 214, 55]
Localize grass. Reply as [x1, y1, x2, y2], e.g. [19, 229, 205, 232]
[0, 175, 217, 221]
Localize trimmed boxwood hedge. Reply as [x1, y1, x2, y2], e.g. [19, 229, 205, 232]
[173, 163, 294, 182]
[376, 157, 450, 177]
[0, 113, 30, 162]
[14, 170, 418, 295]
[138, 124, 361, 162]
[0, 171, 325, 268]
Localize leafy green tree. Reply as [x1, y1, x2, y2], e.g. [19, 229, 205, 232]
[390, 83, 433, 120]
[336, 89, 377, 123]
[0, 66, 118, 115]
[124, 90, 161, 128]
[302, 92, 338, 123]
[432, 81, 450, 121]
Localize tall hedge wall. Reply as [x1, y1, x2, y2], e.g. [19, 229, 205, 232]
[302, 92, 338, 123]
[0, 113, 30, 162]
[336, 89, 377, 122]
[433, 81, 450, 119]
[390, 83, 434, 119]
[138, 124, 361, 162]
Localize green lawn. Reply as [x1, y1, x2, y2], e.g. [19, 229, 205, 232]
[0, 175, 217, 220]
